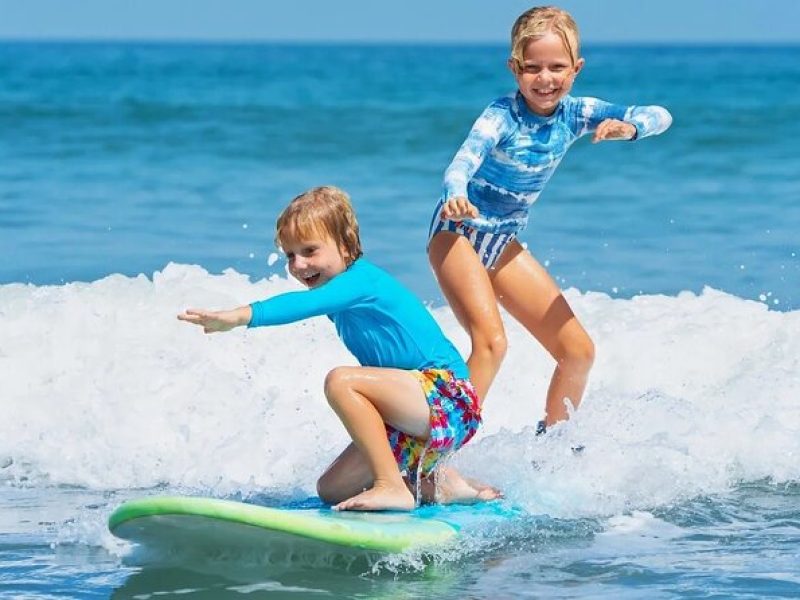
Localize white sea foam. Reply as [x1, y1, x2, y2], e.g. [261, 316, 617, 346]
[2, 265, 798, 522]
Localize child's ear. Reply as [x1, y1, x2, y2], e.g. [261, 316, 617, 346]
[507, 58, 520, 75]
[573, 57, 585, 76]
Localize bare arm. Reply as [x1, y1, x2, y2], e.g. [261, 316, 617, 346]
[177, 305, 252, 334]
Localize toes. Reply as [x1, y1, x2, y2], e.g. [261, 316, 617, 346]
[335, 498, 361, 512]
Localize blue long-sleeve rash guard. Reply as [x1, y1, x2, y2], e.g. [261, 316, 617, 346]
[441, 92, 673, 234]
[249, 258, 469, 379]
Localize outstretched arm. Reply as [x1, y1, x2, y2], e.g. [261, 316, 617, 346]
[177, 306, 252, 333]
[577, 97, 672, 143]
[179, 263, 368, 333]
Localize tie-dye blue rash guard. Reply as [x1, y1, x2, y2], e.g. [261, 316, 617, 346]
[439, 92, 672, 235]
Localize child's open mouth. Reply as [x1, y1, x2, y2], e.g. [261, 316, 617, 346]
[303, 273, 321, 286]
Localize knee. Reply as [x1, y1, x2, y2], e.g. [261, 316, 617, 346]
[474, 328, 508, 364]
[560, 336, 595, 371]
[488, 330, 508, 364]
[323, 367, 353, 405]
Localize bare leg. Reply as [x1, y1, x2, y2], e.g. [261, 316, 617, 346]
[318, 446, 502, 506]
[429, 232, 507, 402]
[317, 442, 374, 504]
[418, 466, 503, 505]
[322, 366, 431, 511]
[491, 241, 595, 426]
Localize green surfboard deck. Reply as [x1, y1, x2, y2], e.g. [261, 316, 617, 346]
[109, 496, 459, 554]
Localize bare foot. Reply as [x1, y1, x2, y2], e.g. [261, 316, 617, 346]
[333, 482, 415, 512]
[432, 466, 503, 505]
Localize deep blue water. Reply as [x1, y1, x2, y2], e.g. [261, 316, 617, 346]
[1, 42, 798, 308]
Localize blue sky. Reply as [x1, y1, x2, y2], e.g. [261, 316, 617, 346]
[1, 0, 799, 43]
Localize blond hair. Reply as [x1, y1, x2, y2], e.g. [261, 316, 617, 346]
[275, 186, 363, 264]
[510, 6, 580, 67]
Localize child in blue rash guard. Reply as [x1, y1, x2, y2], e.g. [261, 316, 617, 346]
[179, 186, 499, 512]
[428, 6, 672, 431]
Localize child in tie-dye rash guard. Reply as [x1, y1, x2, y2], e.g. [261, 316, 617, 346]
[428, 6, 672, 430]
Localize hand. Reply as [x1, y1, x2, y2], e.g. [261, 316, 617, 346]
[441, 196, 479, 221]
[177, 307, 250, 333]
[592, 119, 637, 143]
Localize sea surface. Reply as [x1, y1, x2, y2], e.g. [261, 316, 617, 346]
[1, 42, 799, 598]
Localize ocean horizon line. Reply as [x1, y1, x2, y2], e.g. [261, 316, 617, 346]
[1, 37, 798, 49]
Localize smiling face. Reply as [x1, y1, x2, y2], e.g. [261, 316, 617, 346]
[274, 186, 363, 288]
[509, 31, 584, 116]
[281, 230, 350, 289]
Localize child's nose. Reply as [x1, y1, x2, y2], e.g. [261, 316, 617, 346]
[293, 256, 308, 269]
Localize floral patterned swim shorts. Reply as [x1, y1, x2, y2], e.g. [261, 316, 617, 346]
[385, 368, 482, 480]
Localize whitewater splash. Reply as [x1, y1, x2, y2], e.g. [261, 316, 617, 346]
[2, 264, 798, 521]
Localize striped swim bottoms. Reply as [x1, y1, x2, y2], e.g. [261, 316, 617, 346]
[385, 368, 482, 480]
[428, 209, 516, 269]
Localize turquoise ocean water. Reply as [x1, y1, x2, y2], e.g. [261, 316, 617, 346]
[1, 42, 799, 597]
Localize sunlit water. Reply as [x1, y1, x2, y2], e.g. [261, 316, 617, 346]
[1, 42, 799, 597]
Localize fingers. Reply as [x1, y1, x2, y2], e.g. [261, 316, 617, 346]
[451, 197, 475, 218]
[593, 120, 615, 142]
[593, 119, 636, 143]
[592, 121, 617, 142]
[441, 197, 479, 220]
[177, 310, 199, 322]
[177, 308, 209, 325]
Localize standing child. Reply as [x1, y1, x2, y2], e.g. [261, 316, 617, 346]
[428, 6, 672, 430]
[179, 186, 497, 511]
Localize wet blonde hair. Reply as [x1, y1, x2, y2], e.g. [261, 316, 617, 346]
[275, 186, 363, 265]
[510, 6, 581, 68]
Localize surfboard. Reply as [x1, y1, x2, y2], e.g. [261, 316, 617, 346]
[108, 496, 460, 557]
